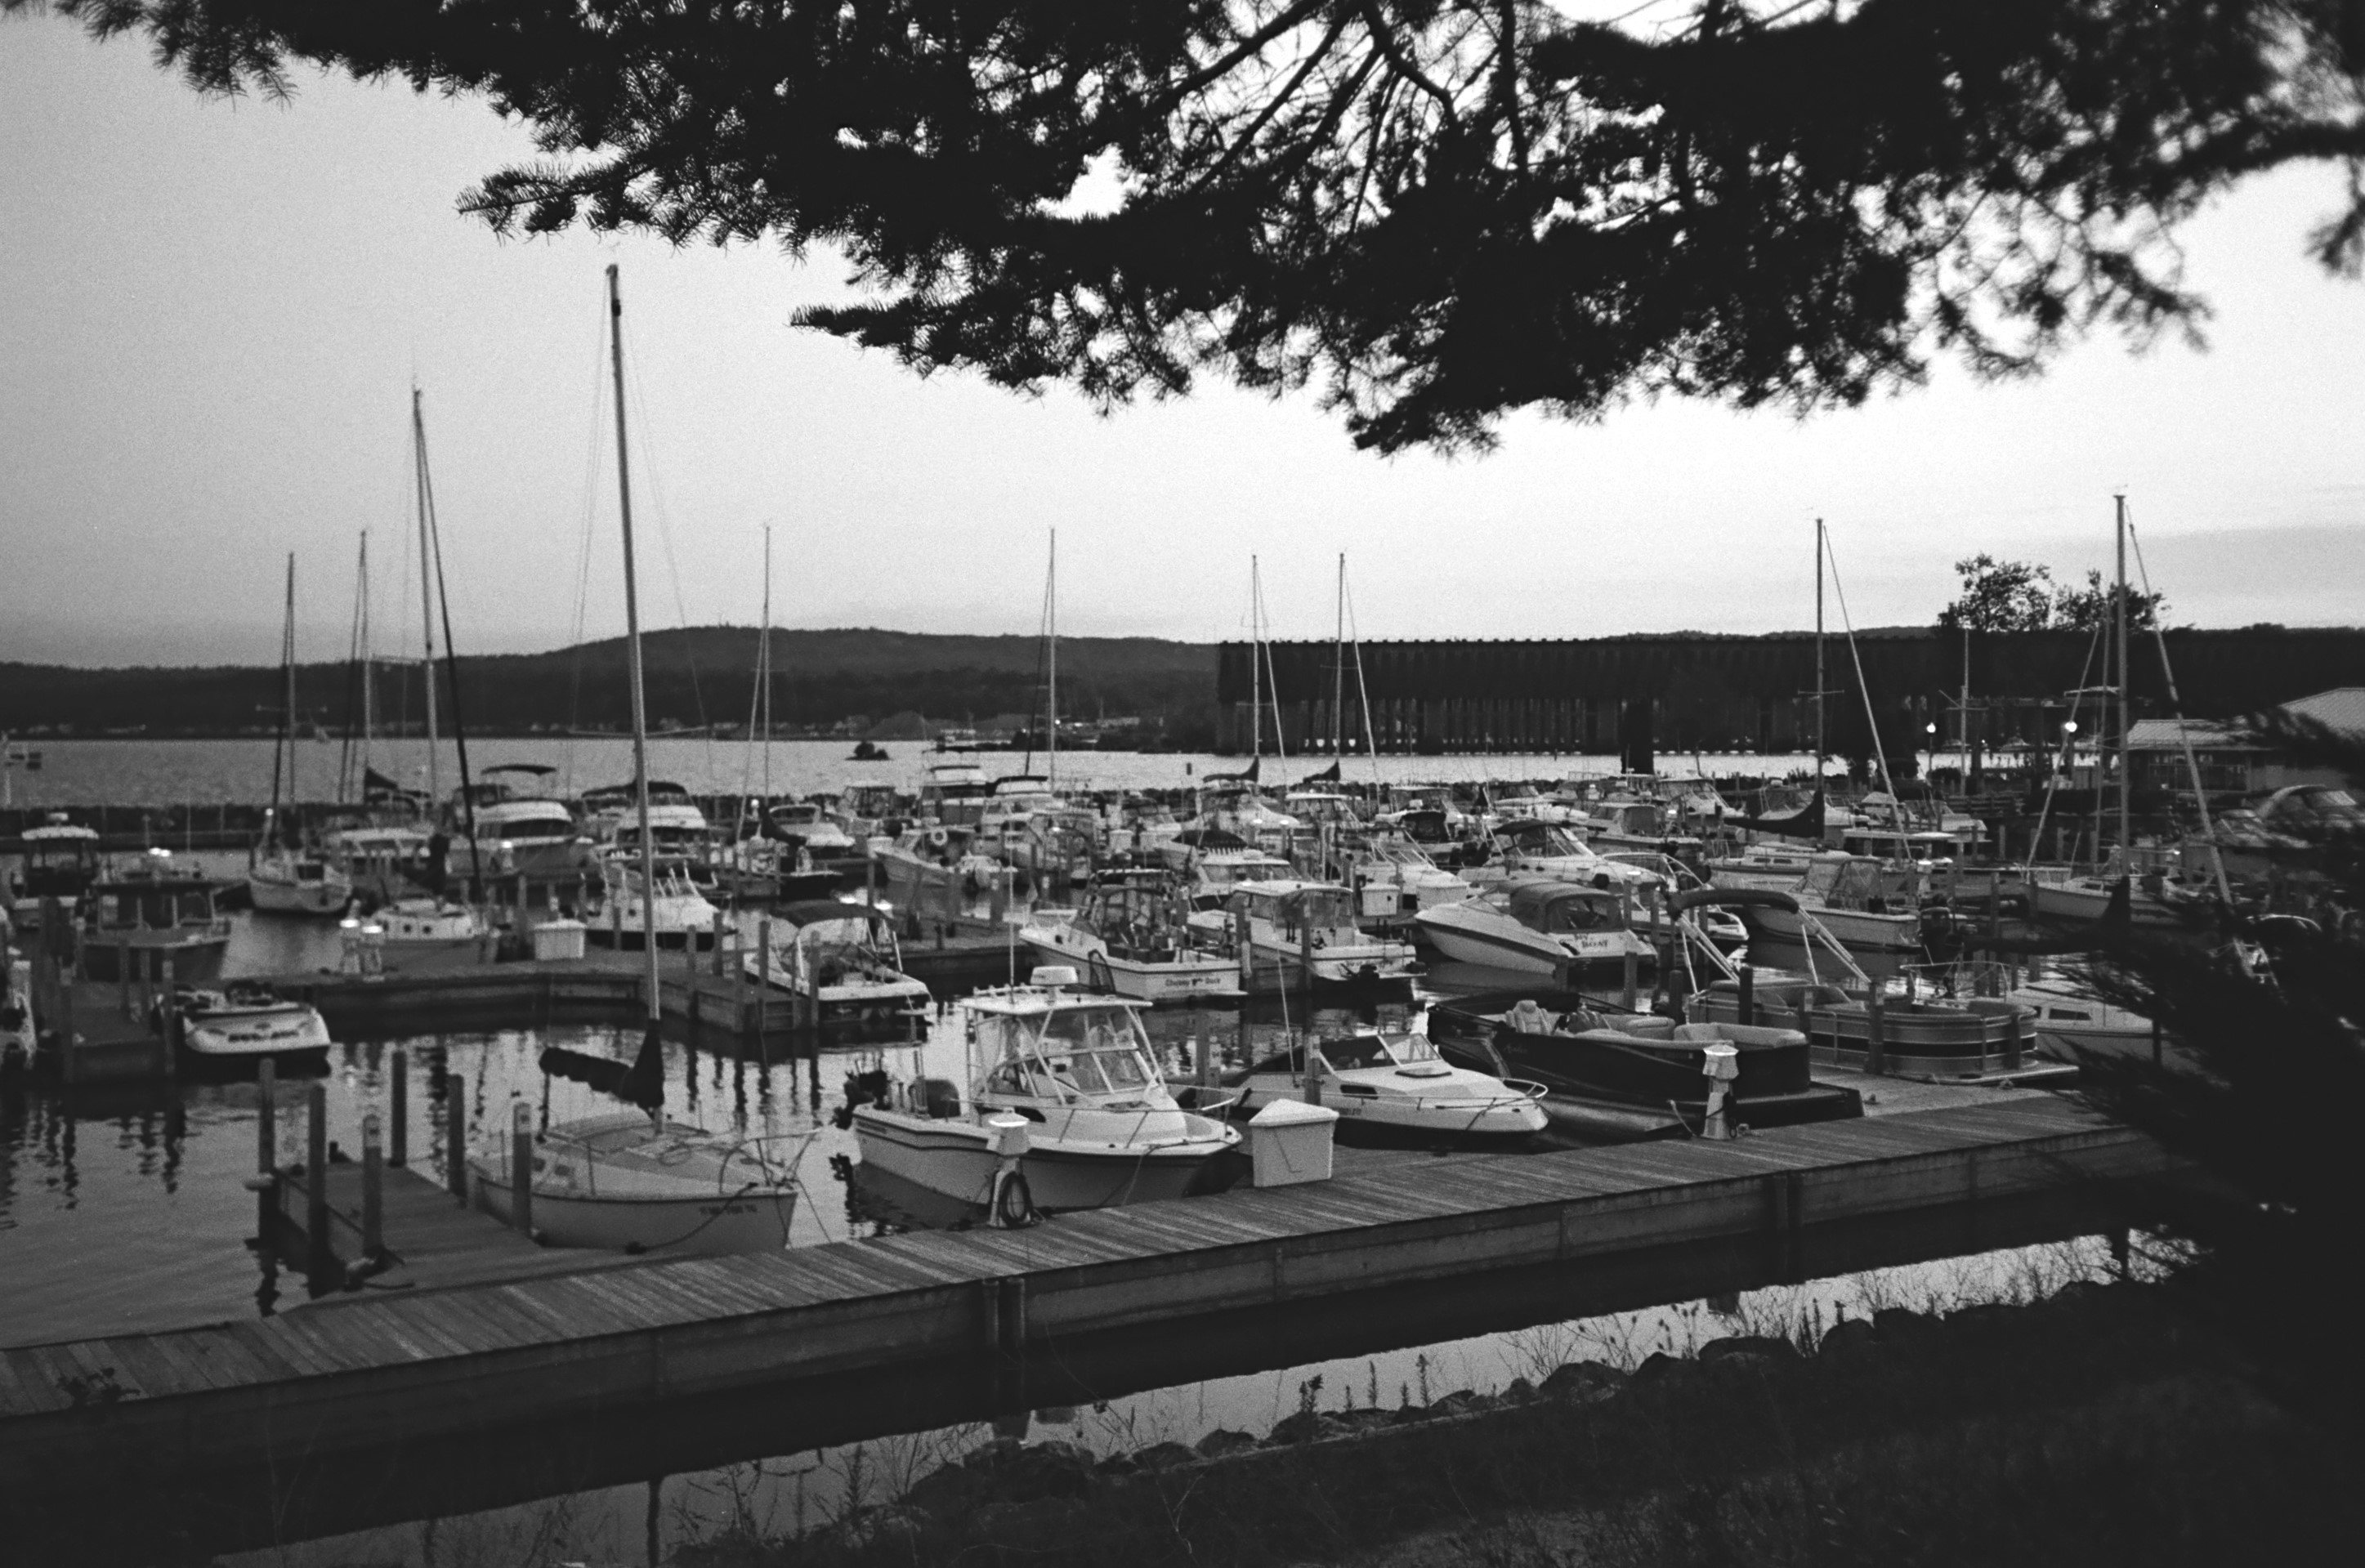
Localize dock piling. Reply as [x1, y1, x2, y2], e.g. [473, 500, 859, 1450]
[389, 1048, 409, 1166]
[1866, 991, 1888, 1076]
[306, 1083, 332, 1289]
[256, 1059, 276, 1176]
[446, 1072, 467, 1201]
[509, 1099, 534, 1237]
[361, 1111, 384, 1258]
[1737, 963, 1755, 1027]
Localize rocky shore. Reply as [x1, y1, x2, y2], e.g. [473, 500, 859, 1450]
[682, 1277, 2361, 1567]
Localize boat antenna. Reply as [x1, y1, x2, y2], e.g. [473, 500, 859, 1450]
[268, 553, 293, 854]
[2115, 493, 2132, 858]
[609, 263, 665, 1102]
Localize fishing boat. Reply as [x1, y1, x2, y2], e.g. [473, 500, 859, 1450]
[1187, 879, 1418, 992]
[1413, 880, 1656, 980]
[582, 780, 705, 851]
[744, 899, 930, 1037]
[76, 863, 231, 984]
[874, 822, 1003, 911]
[1160, 829, 1295, 909]
[463, 263, 808, 1259]
[1221, 1028, 1547, 1147]
[1428, 989, 1862, 1143]
[171, 981, 333, 1065]
[1018, 869, 1245, 1003]
[5, 817, 102, 931]
[843, 968, 1240, 1213]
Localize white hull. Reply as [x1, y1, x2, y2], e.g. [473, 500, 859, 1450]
[1229, 1075, 1545, 1143]
[852, 1107, 1223, 1210]
[1019, 927, 1244, 1003]
[181, 1001, 333, 1060]
[2026, 879, 2189, 931]
[469, 1171, 795, 1255]
[1741, 900, 1924, 954]
[248, 871, 352, 917]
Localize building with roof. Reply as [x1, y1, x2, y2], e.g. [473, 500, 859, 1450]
[2127, 687, 2365, 797]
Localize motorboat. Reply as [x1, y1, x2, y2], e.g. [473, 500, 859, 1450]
[370, 896, 487, 945]
[1328, 836, 1479, 925]
[324, 825, 432, 903]
[1685, 978, 2047, 1081]
[1428, 989, 1862, 1143]
[1414, 880, 1656, 980]
[1160, 829, 1294, 909]
[704, 836, 841, 903]
[1221, 1027, 1547, 1147]
[453, 766, 592, 878]
[830, 780, 910, 841]
[1585, 797, 1705, 857]
[843, 968, 1240, 1213]
[917, 758, 994, 826]
[1187, 879, 1418, 992]
[5, 817, 102, 931]
[170, 981, 332, 1065]
[2023, 856, 2202, 934]
[1478, 819, 1660, 890]
[2006, 977, 2158, 1064]
[75, 862, 231, 984]
[248, 846, 354, 917]
[1736, 855, 1929, 954]
[1597, 851, 1747, 949]
[1019, 870, 1245, 1003]
[592, 851, 722, 948]
[874, 822, 1004, 913]
[765, 800, 857, 855]
[744, 899, 930, 1037]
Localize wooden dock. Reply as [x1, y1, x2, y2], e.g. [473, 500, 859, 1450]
[266, 1162, 642, 1298]
[0, 1097, 2179, 1489]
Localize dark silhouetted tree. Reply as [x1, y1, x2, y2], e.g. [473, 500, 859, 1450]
[16, 2, 2365, 451]
[1938, 554, 2055, 632]
[2054, 568, 2170, 632]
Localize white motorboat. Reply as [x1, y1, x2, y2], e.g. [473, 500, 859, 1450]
[1414, 880, 1656, 978]
[470, 1107, 802, 1255]
[744, 899, 930, 1036]
[766, 800, 857, 855]
[1160, 829, 1295, 909]
[458, 796, 592, 881]
[1478, 819, 1661, 891]
[1735, 855, 1927, 954]
[1019, 872, 1245, 1003]
[248, 847, 354, 917]
[844, 969, 1240, 1213]
[172, 982, 333, 1063]
[1330, 837, 1478, 923]
[874, 823, 1003, 912]
[2008, 978, 2158, 1062]
[1223, 1028, 1547, 1146]
[372, 896, 486, 945]
[593, 851, 722, 947]
[1186, 879, 1418, 992]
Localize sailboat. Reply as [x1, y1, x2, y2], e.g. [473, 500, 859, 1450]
[2026, 498, 2194, 933]
[249, 555, 355, 917]
[468, 266, 802, 1254]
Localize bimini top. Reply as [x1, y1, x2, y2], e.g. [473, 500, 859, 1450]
[20, 821, 101, 843]
[776, 899, 892, 928]
[960, 979, 1148, 1017]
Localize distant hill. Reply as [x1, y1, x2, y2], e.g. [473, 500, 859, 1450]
[0, 627, 1221, 744]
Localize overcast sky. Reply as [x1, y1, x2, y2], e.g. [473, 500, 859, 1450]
[3, 16, 2361, 670]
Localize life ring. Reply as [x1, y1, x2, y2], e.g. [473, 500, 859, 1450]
[925, 827, 950, 850]
[990, 1167, 1038, 1228]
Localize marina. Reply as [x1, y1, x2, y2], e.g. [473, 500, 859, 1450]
[9, 7, 2364, 1559]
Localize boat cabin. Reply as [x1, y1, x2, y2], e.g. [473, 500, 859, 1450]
[83, 873, 221, 935]
[774, 899, 906, 986]
[1232, 880, 1361, 943]
[9, 820, 103, 905]
[966, 985, 1163, 1106]
[1502, 881, 1629, 935]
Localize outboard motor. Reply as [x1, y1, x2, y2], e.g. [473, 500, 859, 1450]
[919, 1077, 963, 1119]
[831, 1067, 892, 1129]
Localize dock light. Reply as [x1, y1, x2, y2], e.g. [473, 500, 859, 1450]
[2063, 721, 2079, 735]
[338, 917, 364, 976]
[1925, 722, 1938, 735]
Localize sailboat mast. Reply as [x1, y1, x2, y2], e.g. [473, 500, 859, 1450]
[359, 530, 373, 796]
[608, 265, 662, 1024]
[270, 552, 294, 842]
[1250, 556, 1263, 761]
[760, 525, 773, 803]
[1332, 553, 1345, 757]
[2115, 493, 2131, 854]
[1813, 519, 1826, 773]
[413, 389, 441, 808]
[1045, 529, 1058, 793]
